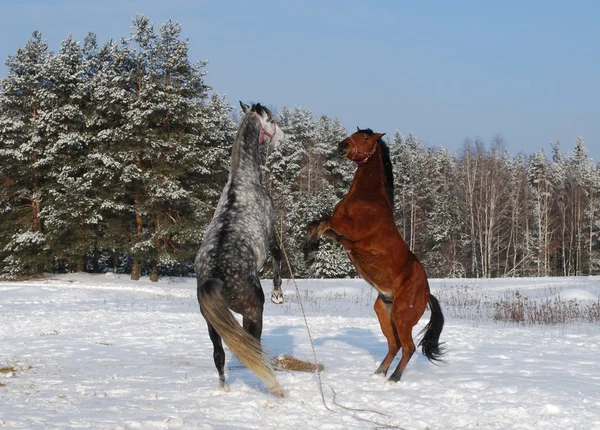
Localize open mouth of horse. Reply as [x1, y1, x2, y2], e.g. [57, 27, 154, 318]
[338, 141, 349, 157]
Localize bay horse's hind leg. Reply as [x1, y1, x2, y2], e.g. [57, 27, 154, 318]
[388, 294, 426, 382]
[387, 320, 416, 382]
[206, 322, 230, 391]
[269, 236, 284, 304]
[373, 295, 400, 376]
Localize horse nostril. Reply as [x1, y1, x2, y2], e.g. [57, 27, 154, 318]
[338, 141, 348, 155]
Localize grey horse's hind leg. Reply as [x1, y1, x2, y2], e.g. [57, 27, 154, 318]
[270, 236, 284, 304]
[206, 322, 230, 391]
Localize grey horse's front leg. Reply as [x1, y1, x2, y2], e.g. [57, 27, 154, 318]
[269, 235, 284, 304]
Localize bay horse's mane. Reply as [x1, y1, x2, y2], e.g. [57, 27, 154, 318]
[358, 128, 394, 207]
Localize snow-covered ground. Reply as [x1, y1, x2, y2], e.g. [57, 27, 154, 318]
[1, 274, 599, 429]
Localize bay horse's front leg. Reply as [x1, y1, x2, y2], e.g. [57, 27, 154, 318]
[269, 235, 284, 304]
[305, 217, 327, 265]
[304, 216, 345, 265]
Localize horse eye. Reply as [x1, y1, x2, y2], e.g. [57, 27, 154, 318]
[364, 135, 369, 140]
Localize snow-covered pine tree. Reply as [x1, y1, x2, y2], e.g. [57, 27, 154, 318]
[318, 116, 354, 197]
[264, 106, 312, 277]
[84, 35, 136, 274]
[188, 92, 234, 233]
[308, 115, 355, 278]
[35, 35, 95, 273]
[264, 108, 356, 278]
[528, 149, 553, 276]
[589, 160, 600, 273]
[0, 31, 52, 276]
[423, 148, 464, 277]
[503, 152, 531, 277]
[120, 14, 160, 280]
[548, 139, 572, 276]
[567, 137, 593, 275]
[547, 137, 595, 275]
[389, 131, 434, 258]
[121, 16, 221, 281]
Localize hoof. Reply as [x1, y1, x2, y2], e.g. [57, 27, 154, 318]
[304, 251, 317, 267]
[373, 370, 387, 378]
[271, 291, 284, 304]
[219, 382, 231, 392]
[387, 373, 402, 384]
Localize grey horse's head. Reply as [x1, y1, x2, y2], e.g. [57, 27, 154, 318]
[240, 101, 284, 147]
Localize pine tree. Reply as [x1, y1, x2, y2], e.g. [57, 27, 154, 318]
[568, 137, 592, 275]
[0, 31, 52, 276]
[104, 15, 220, 281]
[424, 148, 464, 277]
[589, 161, 600, 273]
[504, 153, 531, 277]
[528, 150, 553, 276]
[389, 131, 433, 257]
[309, 115, 355, 278]
[150, 89, 234, 278]
[36, 35, 94, 272]
[120, 15, 158, 280]
[85, 36, 137, 273]
[264, 107, 355, 278]
[318, 116, 354, 197]
[189, 92, 235, 227]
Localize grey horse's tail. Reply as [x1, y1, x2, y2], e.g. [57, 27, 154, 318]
[198, 279, 283, 396]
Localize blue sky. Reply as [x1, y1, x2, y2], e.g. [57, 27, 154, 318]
[1, 0, 598, 161]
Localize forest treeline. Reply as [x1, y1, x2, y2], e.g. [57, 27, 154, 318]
[1, 16, 598, 280]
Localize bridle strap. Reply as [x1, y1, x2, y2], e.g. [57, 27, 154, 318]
[251, 111, 276, 144]
[346, 135, 377, 166]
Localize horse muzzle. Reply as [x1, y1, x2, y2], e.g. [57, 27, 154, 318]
[338, 141, 349, 156]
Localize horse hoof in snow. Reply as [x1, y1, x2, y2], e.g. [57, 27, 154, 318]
[271, 291, 284, 304]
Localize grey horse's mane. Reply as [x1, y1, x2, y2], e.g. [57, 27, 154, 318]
[230, 104, 273, 175]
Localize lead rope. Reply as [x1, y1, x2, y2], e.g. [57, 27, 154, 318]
[275, 216, 406, 430]
[275, 217, 333, 413]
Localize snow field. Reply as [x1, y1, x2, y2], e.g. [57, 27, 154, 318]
[1, 274, 599, 429]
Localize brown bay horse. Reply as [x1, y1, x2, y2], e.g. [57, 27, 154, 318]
[305, 128, 445, 382]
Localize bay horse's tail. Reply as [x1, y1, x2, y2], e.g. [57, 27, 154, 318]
[418, 294, 446, 362]
[198, 279, 282, 396]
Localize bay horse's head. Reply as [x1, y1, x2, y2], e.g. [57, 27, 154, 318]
[240, 101, 284, 146]
[339, 128, 386, 165]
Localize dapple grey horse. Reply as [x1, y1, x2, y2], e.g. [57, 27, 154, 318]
[196, 102, 284, 396]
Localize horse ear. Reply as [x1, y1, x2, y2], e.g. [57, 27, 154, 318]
[356, 126, 361, 132]
[373, 133, 386, 140]
[240, 101, 251, 113]
[262, 105, 273, 120]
